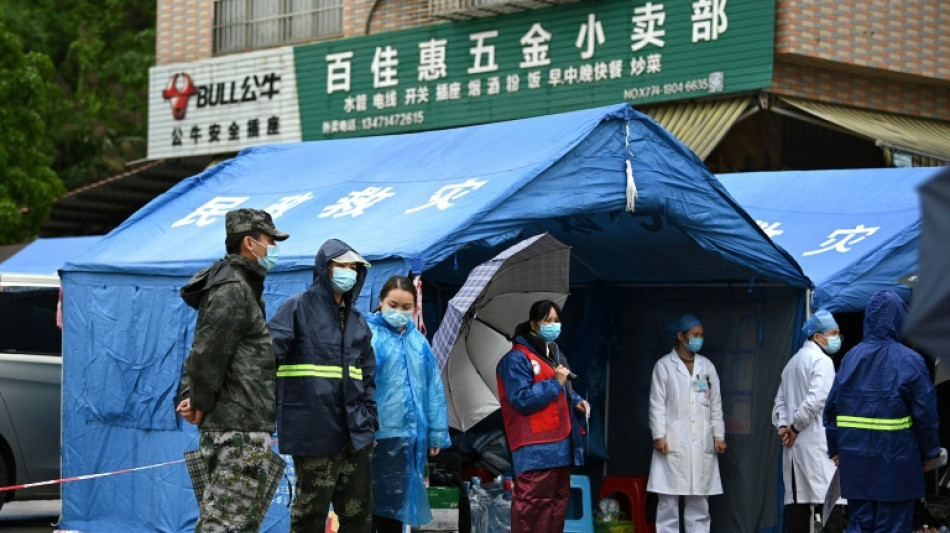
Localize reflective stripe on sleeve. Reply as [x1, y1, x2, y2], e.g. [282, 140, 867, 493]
[277, 364, 364, 380]
[836, 415, 912, 430]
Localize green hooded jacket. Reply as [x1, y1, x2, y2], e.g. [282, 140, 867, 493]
[178, 254, 277, 432]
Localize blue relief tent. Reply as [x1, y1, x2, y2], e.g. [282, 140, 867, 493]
[0, 236, 102, 275]
[718, 167, 942, 312]
[59, 103, 808, 533]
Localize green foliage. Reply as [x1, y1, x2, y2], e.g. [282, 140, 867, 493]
[0, 0, 155, 241]
[0, 19, 63, 244]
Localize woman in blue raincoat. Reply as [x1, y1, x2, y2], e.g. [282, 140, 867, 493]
[368, 275, 452, 533]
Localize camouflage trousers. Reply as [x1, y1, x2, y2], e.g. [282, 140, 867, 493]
[291, 442, 373, 533]
[192, 431, 276, 533]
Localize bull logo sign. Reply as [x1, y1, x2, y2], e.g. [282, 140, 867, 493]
[162, 73, 197, 120]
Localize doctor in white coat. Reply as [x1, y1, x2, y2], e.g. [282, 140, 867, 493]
[648, 314, 726, 533]
[772, 309, 844, 533]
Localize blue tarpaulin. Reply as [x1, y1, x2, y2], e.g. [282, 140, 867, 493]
[718, 167, 942, 312]
[0, 236, 102, 275]
[58, 103, 806, 533]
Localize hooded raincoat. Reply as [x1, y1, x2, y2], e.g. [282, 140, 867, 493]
[269, 240, 378, 456]
[772, 340, 839, 505]
[367, 312, 451, 527]
[823, 290, 940, 501]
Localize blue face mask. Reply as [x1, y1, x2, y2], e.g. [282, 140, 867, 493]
[538, 323, 561, 342]
[823, 335, 842, 355]
[330, 268, 357, 293]
[383, 308, 413, 329]
[251, 239, 279, 271]
[683, 336, 704, 353]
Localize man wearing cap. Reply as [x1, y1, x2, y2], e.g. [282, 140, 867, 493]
[269, 239, 378, 533]
[176, 208, 290, 532]
[772, 310, 845, 533]
[648, 314, 726, 533]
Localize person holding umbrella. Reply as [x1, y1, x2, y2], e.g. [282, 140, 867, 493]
[366, 275, 451, 533]
[647, 313, 726, 533]
[495, 300, 589, 533]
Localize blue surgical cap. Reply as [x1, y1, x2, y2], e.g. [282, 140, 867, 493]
[676, 314, 702, 333]
[802, 309, 838, 338]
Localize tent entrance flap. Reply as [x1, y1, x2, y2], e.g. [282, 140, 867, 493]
[639, 96, 753, 160]
[779, 96, 950, 162]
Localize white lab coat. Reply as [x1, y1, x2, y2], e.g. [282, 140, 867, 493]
[647, 350, 724, 496]
[771, 340, 841, 505]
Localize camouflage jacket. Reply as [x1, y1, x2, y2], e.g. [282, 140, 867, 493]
[178, 254, 277, 432]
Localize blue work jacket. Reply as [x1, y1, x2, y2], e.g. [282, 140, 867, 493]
[496, 334, 585, 475]
[823, 290, 940, 501]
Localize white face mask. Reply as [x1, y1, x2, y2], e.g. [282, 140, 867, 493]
[383, 308, 413, 329]
[250, 238, 279, 271]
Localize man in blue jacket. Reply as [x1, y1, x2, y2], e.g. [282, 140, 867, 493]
[823, 290, 941, 533]
[269, 239, 378, 533]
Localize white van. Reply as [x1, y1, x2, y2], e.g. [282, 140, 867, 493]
[0, 272, 62, 510]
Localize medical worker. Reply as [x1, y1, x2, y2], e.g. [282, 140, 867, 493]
[824, 290, 940, 533]
[496, 300, 589, 533]
[367, 275, 451, 533]
[772, 309, 844, 533]
[648, 314, 726, 533]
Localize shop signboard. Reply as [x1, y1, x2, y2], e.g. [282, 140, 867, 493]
[147, 47, 303, 159]
[294, 0, 774, 139]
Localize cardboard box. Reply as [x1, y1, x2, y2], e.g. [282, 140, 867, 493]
[417, 487, 460, 532]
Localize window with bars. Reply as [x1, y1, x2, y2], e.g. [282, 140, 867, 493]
[214, 0, 344, 55]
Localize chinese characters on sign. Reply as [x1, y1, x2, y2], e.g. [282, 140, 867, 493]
[296, 0, 771, 139]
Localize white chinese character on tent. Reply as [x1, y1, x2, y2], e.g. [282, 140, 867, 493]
[528, 71, 542, 89]
[326, 52, 354, 94]
[506, 74, 520, 92]
[691, 0, 729, 42]
[405, 178, 488, 214]
[802, 224, 880, 256]
[319, 187, 395, 218]
[468, 30, 500, 74]
[520, 23, 553, 68]
[646, 53, 662, 73]
[576, 13, 606, 60]
[372, 46, 399, 88]
[265, 193, 315, 218]
[756, 220, 784, 239]
[468, 79, 482, 97]
[418, 39, 448, 81]
[631, 2, 667, 52]
[172, 197, 249, 228]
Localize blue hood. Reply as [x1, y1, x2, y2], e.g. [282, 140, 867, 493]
[862, 289, 907, 343]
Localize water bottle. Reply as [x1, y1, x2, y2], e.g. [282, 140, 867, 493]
[469, 476, 488, 533]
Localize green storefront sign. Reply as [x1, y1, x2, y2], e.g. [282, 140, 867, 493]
[295, 0, 773, 139]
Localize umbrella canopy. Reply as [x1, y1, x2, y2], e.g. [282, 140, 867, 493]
[904, 167, 950, 384]
[432, 233, 570, 430]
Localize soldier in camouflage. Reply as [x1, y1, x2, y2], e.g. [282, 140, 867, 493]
[176, 207, 290, 533]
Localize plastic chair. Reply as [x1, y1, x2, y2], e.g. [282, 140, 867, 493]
[564, 474, 595, 533]
[599, 476, 655, 533]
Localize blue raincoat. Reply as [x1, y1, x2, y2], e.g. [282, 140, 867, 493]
[367, 312, 451, 527]
[823, 290, 940, 501]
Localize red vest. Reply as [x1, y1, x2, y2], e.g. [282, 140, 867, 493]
[497, 344, 571, 451]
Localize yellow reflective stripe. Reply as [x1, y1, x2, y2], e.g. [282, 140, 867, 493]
[277, 364, 364, 380]
[837, 415, 912, 430]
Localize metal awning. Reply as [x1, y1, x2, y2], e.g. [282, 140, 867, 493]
[638, 95, 753, 160]
[780, 96, 950, 162]
[41, 156, 213, 237]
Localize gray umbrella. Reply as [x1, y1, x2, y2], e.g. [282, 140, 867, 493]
[432, 233, 570, 431]
[904, 167, 950, 384]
